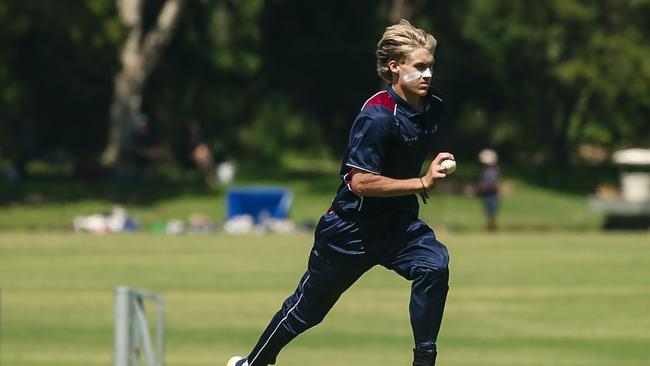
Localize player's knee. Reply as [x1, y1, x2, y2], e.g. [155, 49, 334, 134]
[411, 265, 448, 287]
[409, 240, 449, 283]
[412, 265, 446, 278]
[435, 240, 451, 266]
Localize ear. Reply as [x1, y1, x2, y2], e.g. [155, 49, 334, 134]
[388, 60, 400, 75]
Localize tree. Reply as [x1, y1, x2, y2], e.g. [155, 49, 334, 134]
[102, 0, 186, 167]
[458, 0, 650, 162]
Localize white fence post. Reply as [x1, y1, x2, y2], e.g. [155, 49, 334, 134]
[113, 286, 165, 366]
[113, 286, 132, 366]
[156, 295, 165, 366]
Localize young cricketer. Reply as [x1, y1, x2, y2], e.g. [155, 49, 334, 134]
[228, 19, 453, 366]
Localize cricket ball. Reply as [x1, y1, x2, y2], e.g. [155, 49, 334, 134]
[441, 159, 456, 174]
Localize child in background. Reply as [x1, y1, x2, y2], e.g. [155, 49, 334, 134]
[478, 149, 500, 232]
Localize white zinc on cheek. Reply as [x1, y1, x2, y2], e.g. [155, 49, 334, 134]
[403, 70, 422, 83]
[403, 68, 432, 83]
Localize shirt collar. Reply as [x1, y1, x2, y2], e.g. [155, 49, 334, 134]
[386, 84, 433, 118]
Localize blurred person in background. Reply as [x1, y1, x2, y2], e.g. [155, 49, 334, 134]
[227, 19, 451, 366]
[129, 113, 175, 178]
[187, 119, 215, 186]
[477, 148, 500, 232]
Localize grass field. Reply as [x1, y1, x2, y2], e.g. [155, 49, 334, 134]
[0, 175, 604, 232]
[1, 231, 649, 366]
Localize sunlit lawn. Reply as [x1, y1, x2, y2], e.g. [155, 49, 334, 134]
[1, 232, 648, 366]
[0, 175, 603, 232]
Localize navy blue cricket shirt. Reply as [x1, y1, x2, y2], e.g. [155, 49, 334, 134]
[329, 84, 444, 226]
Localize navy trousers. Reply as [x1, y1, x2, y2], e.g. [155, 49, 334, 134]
[245, 212, 450, 366]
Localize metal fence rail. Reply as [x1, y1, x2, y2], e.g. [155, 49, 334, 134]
[114, 286, 165, 366]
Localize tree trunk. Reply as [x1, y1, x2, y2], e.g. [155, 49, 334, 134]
[102, 0, 185, 167]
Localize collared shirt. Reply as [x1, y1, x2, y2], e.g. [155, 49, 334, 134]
[330, 84, 444, 225]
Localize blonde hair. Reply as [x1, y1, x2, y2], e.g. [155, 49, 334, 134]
[376, 19, 437, 82]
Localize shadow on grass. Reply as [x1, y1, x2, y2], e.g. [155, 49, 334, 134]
[0, 165, 339, 207]
[0, 176, 209, 206]
[0, 161, 620, 207]
[504, 163, 619, 194]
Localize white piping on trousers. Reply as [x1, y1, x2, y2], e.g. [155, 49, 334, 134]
[248, 275, 311, 366]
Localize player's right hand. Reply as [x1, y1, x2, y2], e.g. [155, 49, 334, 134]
[422, 152, 454, 190]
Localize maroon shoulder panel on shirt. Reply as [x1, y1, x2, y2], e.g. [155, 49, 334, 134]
[363, 91, 396, 111]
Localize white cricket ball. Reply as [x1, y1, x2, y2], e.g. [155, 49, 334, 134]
[441, 159, 456, 174]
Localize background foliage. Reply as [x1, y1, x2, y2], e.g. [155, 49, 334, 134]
[1, 0, 648, 169]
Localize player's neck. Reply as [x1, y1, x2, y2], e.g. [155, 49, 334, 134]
[392, 83, 426, 112]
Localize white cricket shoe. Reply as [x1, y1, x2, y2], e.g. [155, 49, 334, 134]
[227, 356, 248, 366]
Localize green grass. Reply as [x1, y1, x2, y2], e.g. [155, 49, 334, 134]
[0, 175, 604, 232]
[1, 232, 649, 366]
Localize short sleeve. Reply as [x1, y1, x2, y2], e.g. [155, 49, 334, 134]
[345, 113, 393, 175]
